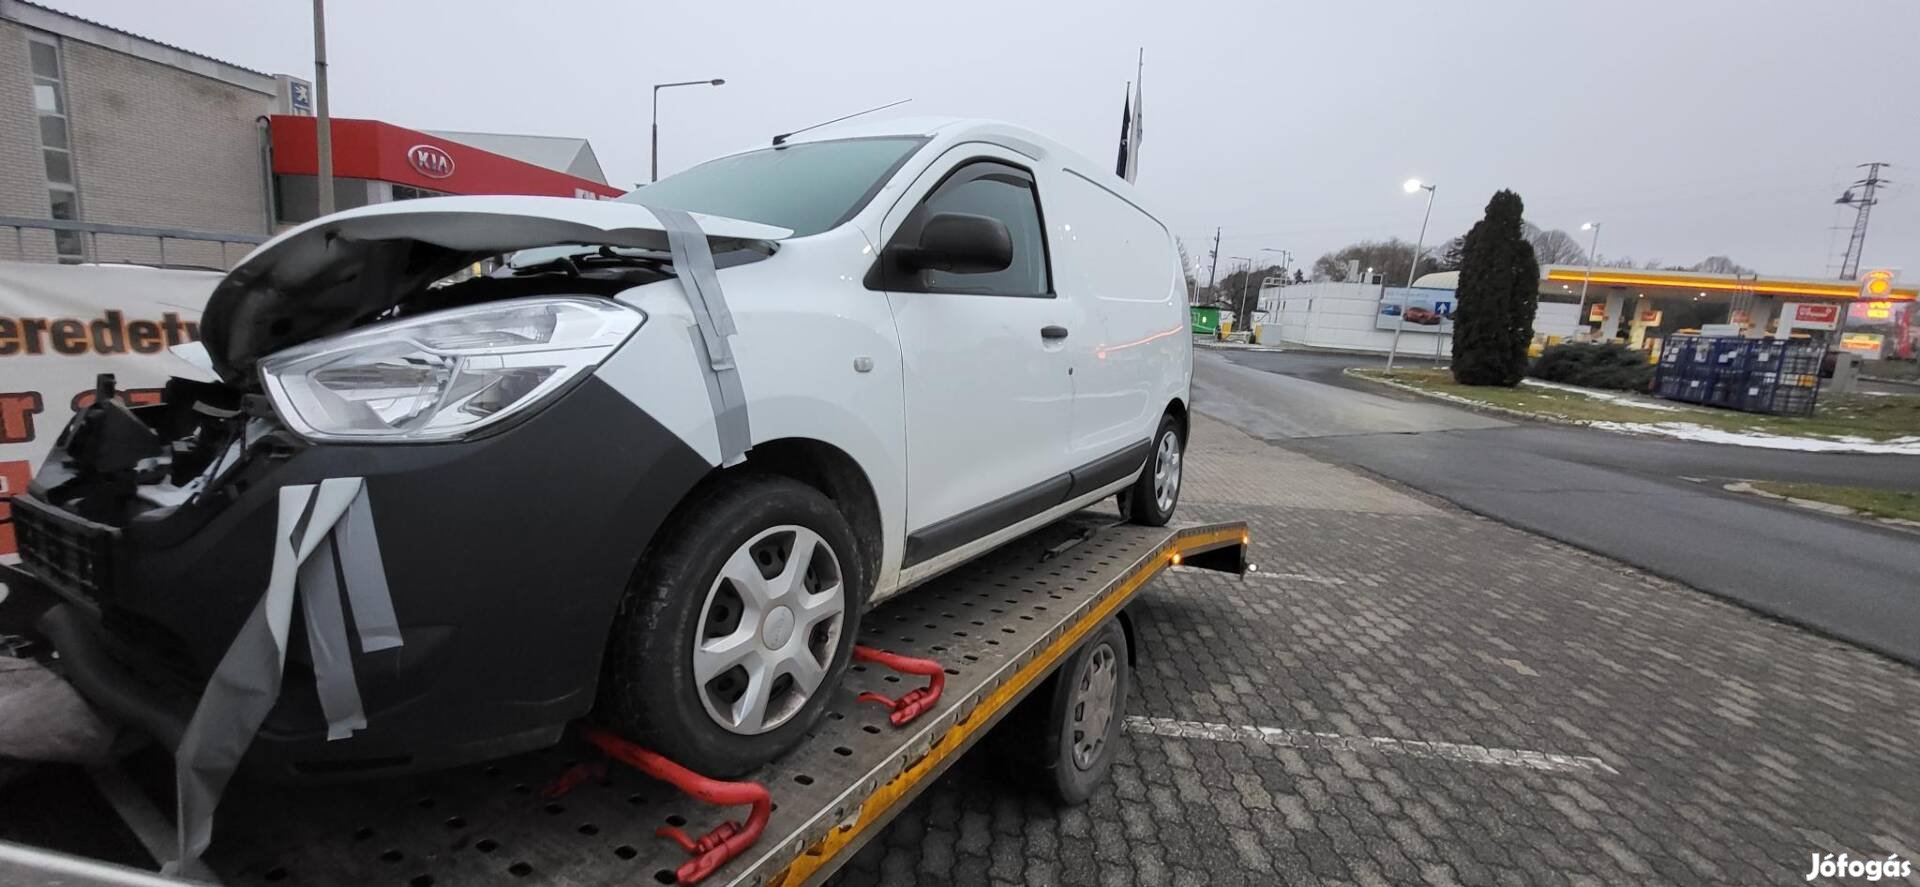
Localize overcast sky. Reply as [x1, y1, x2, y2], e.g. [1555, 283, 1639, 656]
[53, 0, 1920, 279]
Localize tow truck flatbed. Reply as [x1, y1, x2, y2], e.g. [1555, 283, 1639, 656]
[2, 510, 1247, 887]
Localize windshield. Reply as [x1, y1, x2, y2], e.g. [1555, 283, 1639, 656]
[618, 136, 925, 237]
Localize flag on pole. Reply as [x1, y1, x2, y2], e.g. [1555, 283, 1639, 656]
[1114, 82, 1132, 179]
[1124, 51, 1143, 183]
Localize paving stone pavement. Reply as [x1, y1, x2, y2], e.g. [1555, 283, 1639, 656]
[831, 413, 1920, 886]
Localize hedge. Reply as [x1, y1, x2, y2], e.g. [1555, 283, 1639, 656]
[1528, 343, 1653, 392]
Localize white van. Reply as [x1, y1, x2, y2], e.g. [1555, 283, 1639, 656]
[11, 117, 1192, 778]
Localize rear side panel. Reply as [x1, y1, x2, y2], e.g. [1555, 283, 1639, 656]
[1043, 167, 1188, 463]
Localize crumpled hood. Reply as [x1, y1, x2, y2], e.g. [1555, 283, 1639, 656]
[200, 195, 791, 384]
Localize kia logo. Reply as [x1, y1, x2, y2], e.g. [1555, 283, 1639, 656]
[406, 144, 455, 179]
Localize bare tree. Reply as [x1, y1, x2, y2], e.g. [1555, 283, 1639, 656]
[1309, 238, 1438, 284]
[1521, 221, 1588, 266]
[1689, 255, 1754, 275]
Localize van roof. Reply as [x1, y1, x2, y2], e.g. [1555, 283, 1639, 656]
[761, 117, 1114, 186]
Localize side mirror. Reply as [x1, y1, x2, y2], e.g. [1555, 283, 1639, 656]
[891, 212, 1012, 275]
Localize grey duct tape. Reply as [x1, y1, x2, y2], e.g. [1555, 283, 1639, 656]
[685, 325, 752, 469]
[640, 204, 752, 463]
[296, 540, 367, 741]
[337, 489, 402, 653]
[165, 479, 400, 877]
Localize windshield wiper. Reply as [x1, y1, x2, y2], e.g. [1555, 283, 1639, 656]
[508, 245, 673, 275]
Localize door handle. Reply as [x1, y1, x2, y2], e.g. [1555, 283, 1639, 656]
[1040, 325, 1069, 340]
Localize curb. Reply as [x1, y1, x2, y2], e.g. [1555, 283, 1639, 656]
[1719, 481, 1920, 537]
[1341, 368, 1584, 427]
[1344, 368, 1920, 454]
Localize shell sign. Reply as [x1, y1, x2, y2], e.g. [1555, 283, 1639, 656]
[1861, 269, 1894, 299]
[406, 144, 456, 179]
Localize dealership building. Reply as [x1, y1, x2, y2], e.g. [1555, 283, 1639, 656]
[1, 0, 620, 270]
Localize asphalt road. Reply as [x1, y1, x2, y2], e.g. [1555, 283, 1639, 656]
[837, 414, 1920, 886]
[1197, 347, 1920, 665]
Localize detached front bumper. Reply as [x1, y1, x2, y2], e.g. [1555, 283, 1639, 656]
[10, 376, 709, 780]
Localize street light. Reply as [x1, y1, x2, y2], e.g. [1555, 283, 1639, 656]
[1251, 248, 1291, 331]
[1573, 221, 1603, 339]
[1260, 247, 1292, 279]
[651, 78, 726, 182]
[1387, 178, 1437, 371]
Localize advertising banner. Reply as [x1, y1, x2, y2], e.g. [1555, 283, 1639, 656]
[0, 261, 220, 557]
[1786, 302, 1841, 330]
[1376, 287, 1455, 334]
[1838, 332, 1885, 358]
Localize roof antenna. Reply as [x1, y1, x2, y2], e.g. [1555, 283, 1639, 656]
[772, 98, 911, 146]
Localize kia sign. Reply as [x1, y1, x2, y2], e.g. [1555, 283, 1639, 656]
[406, 144, 456, 179]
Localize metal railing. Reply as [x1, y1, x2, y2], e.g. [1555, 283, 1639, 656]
[0, 216, 267, 269]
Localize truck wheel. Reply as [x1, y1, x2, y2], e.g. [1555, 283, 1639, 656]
[598, 475, 865, 777]
[1123, 414, 1182, 526]
[1038, 619, 1129, 804]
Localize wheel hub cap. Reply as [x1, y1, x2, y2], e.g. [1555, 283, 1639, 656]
[761, 606, 796, 649]
[1153, 430, 1182, 513]
[1070, 643, 1119, 770]
[693, 525, 845, 735]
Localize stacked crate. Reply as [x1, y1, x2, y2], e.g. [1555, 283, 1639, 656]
[1651, 335, 1826, 417]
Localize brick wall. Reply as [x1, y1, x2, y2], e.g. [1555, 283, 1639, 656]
[60, 37, 272, 268]
[0, 20, 56, 262]
[0, 24, 274, 269]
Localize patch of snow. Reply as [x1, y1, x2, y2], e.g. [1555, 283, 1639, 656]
[1588, 421, 1920, 454]
[1520, 379, 1686, 411]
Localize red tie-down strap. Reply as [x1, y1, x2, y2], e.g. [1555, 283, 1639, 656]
[851, 645, 946, 727]
[543, 728, 772, 885]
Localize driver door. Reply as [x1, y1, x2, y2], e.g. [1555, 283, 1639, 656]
[871, 149, 1076, 571]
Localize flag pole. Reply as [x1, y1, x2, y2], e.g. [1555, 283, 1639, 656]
[1129, 48, 1144, 183]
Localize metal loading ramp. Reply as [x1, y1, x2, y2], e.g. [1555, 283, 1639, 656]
[153, 512, 1249, 887]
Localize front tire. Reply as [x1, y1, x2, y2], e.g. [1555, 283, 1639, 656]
[598, 475, 866, 777]
[1123, 414, 1183, 526]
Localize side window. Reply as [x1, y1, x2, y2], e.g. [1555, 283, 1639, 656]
[894, 161, 1052, 298]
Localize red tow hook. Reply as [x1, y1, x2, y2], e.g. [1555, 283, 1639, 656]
[851, 645, 947, 727]
[545, 727, 773, 885]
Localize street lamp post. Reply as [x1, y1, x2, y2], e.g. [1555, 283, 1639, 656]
[1387, 178, 1436, 371]
[651, 78, 726, 183]
[1261, 247, 1292, 280]
[1573, 221, 1602, 339]
[1254, 247, 1290, 327]
[312, 0, 333, 216]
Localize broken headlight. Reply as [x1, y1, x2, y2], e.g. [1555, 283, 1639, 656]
[259, 297, 642, 442]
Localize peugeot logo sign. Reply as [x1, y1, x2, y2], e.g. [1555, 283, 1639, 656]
[406, 144, 455, 179]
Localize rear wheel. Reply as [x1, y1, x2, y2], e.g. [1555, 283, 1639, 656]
[1029, 619, 1130, 804]
[599, 476, 865, 777]
[1122, 414, 1183, 526]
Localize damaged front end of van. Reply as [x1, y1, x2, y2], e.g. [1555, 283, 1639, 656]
[3, 196, 782, 779]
